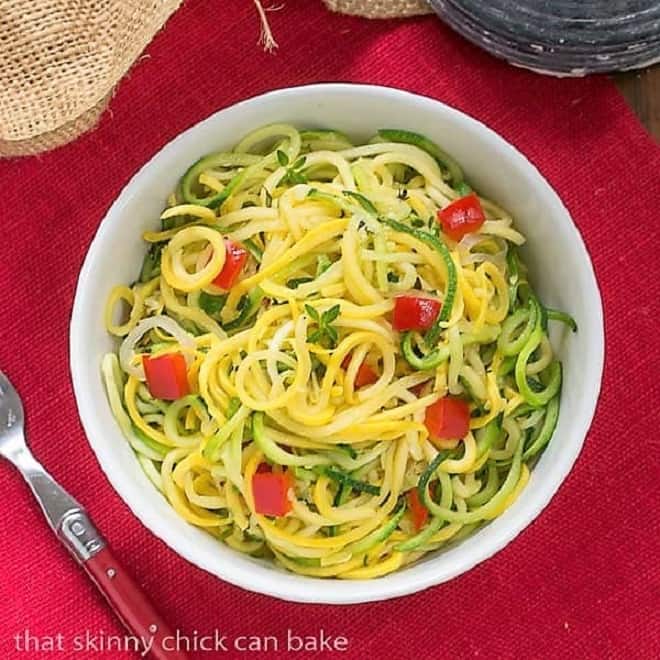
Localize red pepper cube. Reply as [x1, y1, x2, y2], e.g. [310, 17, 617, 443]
[438, 192, 486, 241]
[424, 396, 471, 440]
[407, 488, 429, 531]
[354, 362, 379, 388]
[212, 240, 248, 290]
[410, 380, 431, 397]
[342, 354, 379, 388]
[142, 352, 190, 401]
[252, 470, 294, 517]
[393, 295, 442, 332]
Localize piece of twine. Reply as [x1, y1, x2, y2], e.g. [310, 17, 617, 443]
[0, 1, 431, 158]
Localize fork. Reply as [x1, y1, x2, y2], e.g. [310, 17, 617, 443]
[0, 371, 188, 660]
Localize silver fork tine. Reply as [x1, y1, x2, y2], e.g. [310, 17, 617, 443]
[0, 370, 84, 528]
[0, 370, 26, 460]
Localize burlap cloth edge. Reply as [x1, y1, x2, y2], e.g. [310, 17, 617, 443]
[0, 95, 111, 158]
[323, 0, 431, 19]
[0, 0, 431, 158]
[0, 0, 183, 158]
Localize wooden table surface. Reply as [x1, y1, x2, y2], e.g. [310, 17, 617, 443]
[614, 66, 660, 141]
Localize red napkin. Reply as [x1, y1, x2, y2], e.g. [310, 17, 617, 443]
[1, 1, 659, 658]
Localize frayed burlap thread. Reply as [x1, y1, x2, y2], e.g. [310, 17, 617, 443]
[322, 0, 432, 18]
[0, 0, 182, 157]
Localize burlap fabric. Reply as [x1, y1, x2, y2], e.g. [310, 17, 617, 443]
[323, 0, 431, 18]
[0, 0, 182, 157]
[0, 1, 431, 157]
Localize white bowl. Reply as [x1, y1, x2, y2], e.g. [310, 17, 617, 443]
[70, 84, 604, 604]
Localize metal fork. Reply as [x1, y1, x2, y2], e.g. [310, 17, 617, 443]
[0, 370, 187, 660]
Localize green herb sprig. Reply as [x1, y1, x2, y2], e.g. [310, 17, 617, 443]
[305, 304, 341, 347]
[277, 151, 308, 185]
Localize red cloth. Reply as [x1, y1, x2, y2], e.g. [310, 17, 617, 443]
[1, 1, 659, 658]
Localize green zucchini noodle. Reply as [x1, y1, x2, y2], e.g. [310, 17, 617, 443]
[102, 124, 575, 578]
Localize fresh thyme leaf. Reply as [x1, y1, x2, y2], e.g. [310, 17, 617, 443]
[288, 171, 307, 185]
[322, 304, 341, 324]
[305, 304, 320, 322]
[306, 304, 340, 348]
[292, 156, 306, 170]
[276, 150, 289, 166]
[325, 325, 338, 346]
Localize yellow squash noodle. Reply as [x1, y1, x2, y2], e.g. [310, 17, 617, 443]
[161, 226, 226, 292]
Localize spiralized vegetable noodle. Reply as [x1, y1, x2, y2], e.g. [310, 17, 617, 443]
[102, 124, 574, 578]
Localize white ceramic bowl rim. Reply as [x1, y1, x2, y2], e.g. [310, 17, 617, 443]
[70, 83, 604, 604]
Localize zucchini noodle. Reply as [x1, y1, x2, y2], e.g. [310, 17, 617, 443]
[102, 124, 573, 578]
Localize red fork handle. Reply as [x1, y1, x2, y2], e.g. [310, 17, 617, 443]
[83, 546, 188, 660]
[13, 452, 188, 660]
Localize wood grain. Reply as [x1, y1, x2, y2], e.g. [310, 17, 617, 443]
[614, 65, 660, 141]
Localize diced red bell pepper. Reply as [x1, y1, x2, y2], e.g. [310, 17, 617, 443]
[212, 240, 248, 289]
[354, 363, 378, 388]
[425, 396, 471, 440]
[393, 295, 442, 332]
[410, 380, 430, 397]
[341, 354, 379, 388]
[407, 488, 429, 531]
[252, 467, 294, 517]
[142, 352, 189, 401]
[437, 192, 485, 241]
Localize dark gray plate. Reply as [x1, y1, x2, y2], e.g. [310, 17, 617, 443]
[429, 0, 660, 75]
